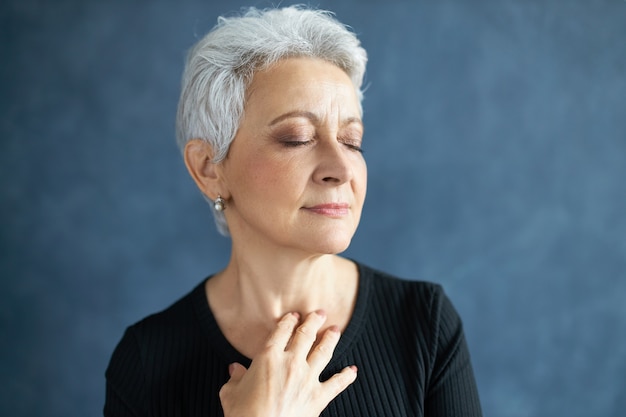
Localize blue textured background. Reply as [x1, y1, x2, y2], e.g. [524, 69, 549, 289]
[1, 0, 625, 416]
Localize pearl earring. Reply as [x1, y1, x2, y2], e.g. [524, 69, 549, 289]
[214, 195, 226, 212]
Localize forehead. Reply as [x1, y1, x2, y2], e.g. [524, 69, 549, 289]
[244, 57, 360, 120]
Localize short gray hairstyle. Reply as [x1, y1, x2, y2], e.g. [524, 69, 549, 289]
[176, 5, 368, 236]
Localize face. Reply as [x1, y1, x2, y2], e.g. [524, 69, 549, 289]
[217, 57, 367, 255]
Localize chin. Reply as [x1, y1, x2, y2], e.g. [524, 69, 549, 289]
[306, 230, 355, 255]
[315, 242, 351, 255]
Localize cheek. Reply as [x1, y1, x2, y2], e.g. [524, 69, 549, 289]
[235, 153, 299, 196]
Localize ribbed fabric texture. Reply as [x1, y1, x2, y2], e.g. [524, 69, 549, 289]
[105, 263, 482, 416]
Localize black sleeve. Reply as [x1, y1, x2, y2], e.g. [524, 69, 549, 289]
[104, 327, 149, 417]
[424, 288, 483, 416]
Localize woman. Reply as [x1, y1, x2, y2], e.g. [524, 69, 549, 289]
[105, 6, 482, 417]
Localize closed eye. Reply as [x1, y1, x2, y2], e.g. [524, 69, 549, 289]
[340, 138, 363, 153]
[282, 140, 313, 147]
[344, 143, 363, 153]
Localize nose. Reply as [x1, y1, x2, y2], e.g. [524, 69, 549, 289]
[312, 140, 353, 185]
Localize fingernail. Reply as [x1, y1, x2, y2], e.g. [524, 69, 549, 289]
[291, 312, 301, 319]
[328, 325, 340, 333]
[315, 309, 326, 317]
[228, 363, 235, 376]
[350, 365, 358, 373]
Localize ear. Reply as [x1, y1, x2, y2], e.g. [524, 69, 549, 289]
[183, 139, 226, 200]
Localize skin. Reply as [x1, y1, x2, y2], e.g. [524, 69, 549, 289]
[184, 57, 367, 417]
[220, 311, 358, 417]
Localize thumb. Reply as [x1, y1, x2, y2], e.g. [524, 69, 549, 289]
[227, 362, 247, 381]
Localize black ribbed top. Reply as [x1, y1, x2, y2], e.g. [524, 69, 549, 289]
[105, 262, 482, 416]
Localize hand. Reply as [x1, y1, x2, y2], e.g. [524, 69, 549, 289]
[219, 310, 358, 417]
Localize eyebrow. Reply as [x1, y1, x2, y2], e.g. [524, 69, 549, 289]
[268, 111, 363, 128]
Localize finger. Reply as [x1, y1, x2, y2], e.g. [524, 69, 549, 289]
[307, 325, 341, 372]
[219, 363, 248, 407]
[227, 362, 247, 381]
[319, 366, 358, 404]
[288, 310, 327, 357]
[264, 312, 300, 350]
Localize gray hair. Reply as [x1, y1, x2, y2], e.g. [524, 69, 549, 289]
[176, 5, 368, 236]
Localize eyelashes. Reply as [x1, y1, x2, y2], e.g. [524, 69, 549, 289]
[280, 138, 363, 153]
[281, 139, 313, 147]
[341, 141, 363, 153]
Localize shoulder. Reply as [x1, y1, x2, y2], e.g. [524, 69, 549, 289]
[105, 279, 221, 414]
[106, 280, 208, 379]
[357, 262, 461, 335]
[109, 279, 207, 364]
[126, 280, 207, 341]
[358, 262, 444, 307]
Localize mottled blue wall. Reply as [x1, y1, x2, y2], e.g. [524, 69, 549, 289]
[1, 0, 625, 416]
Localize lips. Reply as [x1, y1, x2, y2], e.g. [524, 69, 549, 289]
[304, 203, 350, 217]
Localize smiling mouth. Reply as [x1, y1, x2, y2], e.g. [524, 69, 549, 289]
[304, 203, 350, 217]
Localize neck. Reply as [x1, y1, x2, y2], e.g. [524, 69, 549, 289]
[205, 240, 359, 358]
[221, 249, 345, 318]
